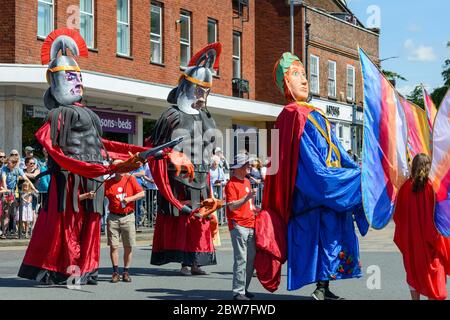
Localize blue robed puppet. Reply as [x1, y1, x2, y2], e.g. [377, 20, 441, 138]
[254, 53, 368, 299]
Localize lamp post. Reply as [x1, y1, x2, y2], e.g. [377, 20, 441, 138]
[379, 56, 399, 63]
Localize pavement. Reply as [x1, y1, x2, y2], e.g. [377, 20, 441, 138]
[1, 222, 449, 300]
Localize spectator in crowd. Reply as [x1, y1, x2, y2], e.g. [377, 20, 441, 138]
[143, 162, 158, 191]
[1, 155, 37, 238]
[36, 148, 50, 210]
[142, 162, 158, 227]
[213, 147, 230, 172]
[225, 153, 259, 300]
[105, 160, 145, 283]
[20, 146, 40, 170]
[248, 158, 263, 185]
[0, 149, 5, 169]
[15, 181, 35, 238]
[260, 159, 268, 181]
[22, 158, 40, 212]
[130, 165, 146, 230]
[0, 149, 5, 231]
[9, 150, 21, 168]
[209, 155, 225, 188]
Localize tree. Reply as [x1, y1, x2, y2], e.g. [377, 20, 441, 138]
[382, 69, 407, 88]
[431, 41, 450, 107]
[407, 85, 424, 108]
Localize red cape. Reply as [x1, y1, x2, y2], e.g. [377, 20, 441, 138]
[254, 102, 311, 292]
[393, 179, 450, 300]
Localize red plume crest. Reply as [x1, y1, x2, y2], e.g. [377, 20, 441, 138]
[41, 28, 89, 65]
[188, 42, 222, 71]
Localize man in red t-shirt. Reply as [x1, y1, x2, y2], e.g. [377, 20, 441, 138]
[105, 160, 145, 283]
[225, 153, 259, 300]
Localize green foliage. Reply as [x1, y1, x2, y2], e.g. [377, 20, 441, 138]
[428, 41, 450, 107]
[407, 85, 424, 108]
[22, 116, 46, 158]
[382, 70, 407, 82]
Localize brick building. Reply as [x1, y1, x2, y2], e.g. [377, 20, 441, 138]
[0, 0, 278, 158]
[255, 0, 379, 157]
[0, 0, 379, 159]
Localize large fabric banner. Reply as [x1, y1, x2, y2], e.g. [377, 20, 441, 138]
[359, 48, 409, 229]
[430, 89, 450, 237]
[422, 85, 438, 132]
[398, 96, 431, 158]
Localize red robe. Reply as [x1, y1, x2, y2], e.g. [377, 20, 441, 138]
[147, 141, 216, 267]
[393, 179, 450, 300]
[254, 102, 311, 292]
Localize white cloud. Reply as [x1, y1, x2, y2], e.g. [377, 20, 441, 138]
[404, 39, 437, 62]
[406, 24, 422, 33]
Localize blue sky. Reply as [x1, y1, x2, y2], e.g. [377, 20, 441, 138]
[346, 0, 449, 96]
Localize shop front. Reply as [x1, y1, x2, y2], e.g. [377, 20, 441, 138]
[310, 98, 354, 153]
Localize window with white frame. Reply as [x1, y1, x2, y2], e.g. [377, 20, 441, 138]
[117, 0, 130, 56]
[208, 18, 217, 44]
[80, 0, 94, 48]
[328, 60, 336, 98]
[208, 18, 218, 75]
[180, 11, 191, 68]
[233, 31, 241, 79]
[151, 2, 163, 64]
[310, 55, 320, 94]
[38, 0, 54, 38]
[347, 65, 355, 101]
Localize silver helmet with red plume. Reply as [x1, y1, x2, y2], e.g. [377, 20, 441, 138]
[41, 28, 89, 108]
[167, 43, 222, 114]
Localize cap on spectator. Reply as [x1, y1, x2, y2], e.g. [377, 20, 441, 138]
[214, 147, 222, 153]
[24, 146, 34, 152]
[230, 153, 250, 169]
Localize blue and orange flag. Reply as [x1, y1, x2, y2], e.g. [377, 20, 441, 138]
[359, 48, 409, 229]
[430, 89, 450, 237]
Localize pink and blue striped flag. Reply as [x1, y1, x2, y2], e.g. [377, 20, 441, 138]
[422, 84, 438, 132]
[359, 48, 409, 229]
[430, 89, 450, 237]
[398, 96, 431, 158]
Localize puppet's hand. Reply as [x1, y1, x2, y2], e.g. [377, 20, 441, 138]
[109, 152, 143, 174]
[168, 151, 195, 182]
[193, 198, 225, 219]
[210, 213, 219, 238]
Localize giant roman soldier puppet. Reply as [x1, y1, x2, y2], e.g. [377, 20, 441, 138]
[17, 29, 189, 285]
[254, 53, 369, 299]
[148, 43, 223, 275]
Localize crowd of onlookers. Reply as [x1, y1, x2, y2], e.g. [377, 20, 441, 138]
[0, 146, 48, 239]
[0, 145, 265, 240]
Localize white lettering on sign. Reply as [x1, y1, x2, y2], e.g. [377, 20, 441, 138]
[100, 118, 133, 130]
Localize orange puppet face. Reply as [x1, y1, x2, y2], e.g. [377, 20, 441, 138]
[284, 61, 309, 102]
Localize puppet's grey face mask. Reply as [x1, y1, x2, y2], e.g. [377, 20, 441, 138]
[186, 84, 210, 110]
[49, 70, 83, 105]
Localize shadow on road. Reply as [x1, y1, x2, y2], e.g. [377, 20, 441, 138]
[0, 277, 94, 293]
[98, 267, 237, 281]
[135, 288, 312, 300]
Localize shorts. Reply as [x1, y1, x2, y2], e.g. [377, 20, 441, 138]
[107, 212, 136, 248]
